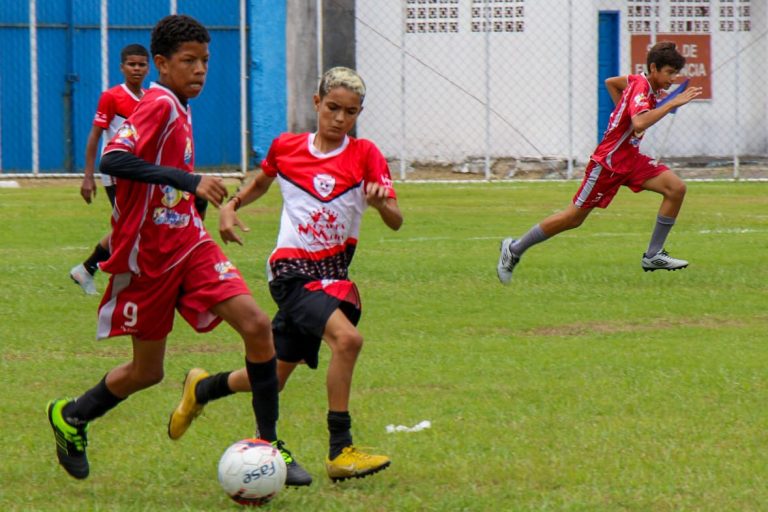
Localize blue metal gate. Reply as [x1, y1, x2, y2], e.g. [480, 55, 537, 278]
[0, 0, 286, 174]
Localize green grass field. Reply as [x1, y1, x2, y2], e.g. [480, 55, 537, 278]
[1, 180, 766, 511]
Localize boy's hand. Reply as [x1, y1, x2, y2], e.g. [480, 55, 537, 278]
[219, 202, 250, 245]
[80, 175, 97, 204]
[195, 175, 228, 207]
[668, 86, 703, 108]
[365, 182, 390, 210]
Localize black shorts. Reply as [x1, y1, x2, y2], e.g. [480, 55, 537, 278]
[269, 276, 361, 369]
[105, 184, 116, 208]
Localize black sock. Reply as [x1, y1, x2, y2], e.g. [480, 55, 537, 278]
[62, 375, 124, 425]
[194, 371, 234, 404]
[83, 244, 111, 276]
[328, 410, 353, 460]
[245, 358, 279, 442]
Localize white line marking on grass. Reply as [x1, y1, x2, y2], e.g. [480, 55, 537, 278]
[698, 228, 767, 234]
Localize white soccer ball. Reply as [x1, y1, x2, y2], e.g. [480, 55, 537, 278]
[217, 438, 287, 506]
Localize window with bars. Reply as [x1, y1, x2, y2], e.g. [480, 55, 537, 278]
[470, 0, 525, 33]
[627, 0, 660, 34]
[405, 0, 460, 34]
[669, 0, 710, 33]
[718, 0, 751, 32]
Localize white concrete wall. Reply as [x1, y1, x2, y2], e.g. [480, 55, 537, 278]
[355, 0, 767, 163]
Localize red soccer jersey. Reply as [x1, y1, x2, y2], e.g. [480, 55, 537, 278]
[591, 74, 660, 173]
[93, 83, 144, 139]
[261, 132, 396, 281]
[100, 83, 211, 278]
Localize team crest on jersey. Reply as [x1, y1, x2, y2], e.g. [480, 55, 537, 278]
[633, 93, 647, 106]
[214, 260, 238, 280]
[313, 173, 335, 198]
[160, 185, 189, 208]
[184, 137, 192, 164]
[114, 123, 137, 149]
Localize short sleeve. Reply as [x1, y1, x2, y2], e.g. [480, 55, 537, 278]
[362, 141, 396, 199]
[628, 77, 653, 118]
[92, 91, 115, 129]
[260, 136, 283, 177]
[104, 95, 172, 157]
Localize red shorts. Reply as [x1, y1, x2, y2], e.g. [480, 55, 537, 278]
[572, 156, 668, 209]
[96, 242, 251, 340]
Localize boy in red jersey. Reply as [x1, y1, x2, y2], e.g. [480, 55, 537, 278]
[168, 67, 403, 483]
[497, 42, 703, 284]
[46, 15, 302, 483]
[70, 44, 149, 295]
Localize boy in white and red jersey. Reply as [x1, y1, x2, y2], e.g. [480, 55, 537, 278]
[47, 15, 299, 484]
[168, 67, 403, 484]
[70, 44, 148, 295]
[497, 42, 703, 284]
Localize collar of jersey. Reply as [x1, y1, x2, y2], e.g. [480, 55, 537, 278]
[308, 132, 349, 159]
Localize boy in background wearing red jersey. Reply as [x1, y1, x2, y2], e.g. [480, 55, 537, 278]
[498, 42, 703, 284]
[168, 67, 403, 484]
[70, 44, 149, 295]
[47, 15, 300, 482]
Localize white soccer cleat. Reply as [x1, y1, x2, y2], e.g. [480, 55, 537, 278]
[70, 263, 98, 295]
[496, 238, 520, 285]
[641, 249, 688, 272]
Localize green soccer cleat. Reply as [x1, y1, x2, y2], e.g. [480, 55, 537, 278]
[46, 399, 89, 479]
[273, 440, 312, 486]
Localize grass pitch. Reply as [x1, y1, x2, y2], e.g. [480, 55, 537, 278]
[1, 180, 767, 511]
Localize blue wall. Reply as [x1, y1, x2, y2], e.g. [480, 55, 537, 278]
[0, 0, 286, 173]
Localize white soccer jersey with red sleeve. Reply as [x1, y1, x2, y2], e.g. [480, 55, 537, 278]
[591, 74, 660, 173]
[261, 132, 396, 282]
[100, 83, 211, 278]
[93, 83, 144, 186]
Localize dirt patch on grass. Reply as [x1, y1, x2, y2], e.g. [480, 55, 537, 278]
[527, 316, 749, 337]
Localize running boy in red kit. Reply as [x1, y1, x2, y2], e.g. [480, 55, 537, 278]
[167, 67, 403, 484]
[70, 44, 149, 295]
[46, 15, 302, 482]
[497, 42, 703, 284]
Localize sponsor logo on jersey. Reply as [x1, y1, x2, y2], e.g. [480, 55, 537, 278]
[297, 206, 347, 247]
[152, 207, 190, 228]
[633, 92, 647, 107]
[160, 185, 189, 208]
[313, 173, 335, 198]
[214, 260, 238, 280]
[184, 137, 192, 164]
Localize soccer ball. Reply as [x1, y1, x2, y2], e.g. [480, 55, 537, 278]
[217, 438, 287, 506]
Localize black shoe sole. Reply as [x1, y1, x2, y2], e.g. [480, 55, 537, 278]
[329, 461, 391, 483]
[643, 264, 688, 272]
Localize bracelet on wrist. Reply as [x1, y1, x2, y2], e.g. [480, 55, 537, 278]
[228, 195, 242, 211]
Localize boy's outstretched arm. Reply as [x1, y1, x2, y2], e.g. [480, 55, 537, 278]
[605, 76, 628, 105]
[631, 86, 703, 133]
[219, 170, 275, 245]
[100, 150, 228, 206]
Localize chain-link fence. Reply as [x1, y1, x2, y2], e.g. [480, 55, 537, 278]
[353, 0, 768, 181]
[0, 0, 251, 176]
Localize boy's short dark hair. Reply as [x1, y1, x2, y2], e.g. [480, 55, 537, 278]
[151, 14, 210, 59]
[647, 41, 685, 72]
[120, 44, 149, 63]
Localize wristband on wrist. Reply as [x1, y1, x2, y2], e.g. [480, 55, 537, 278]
[228, 195, 242, 211]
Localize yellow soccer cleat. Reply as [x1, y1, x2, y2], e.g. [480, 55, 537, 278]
[325, 446, 391, 482]
[167, 368, 210, 440]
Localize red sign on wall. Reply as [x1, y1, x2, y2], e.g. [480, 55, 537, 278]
[631, 34, 711, 99]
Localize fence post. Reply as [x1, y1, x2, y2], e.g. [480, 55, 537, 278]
[29, 0, 39, 175]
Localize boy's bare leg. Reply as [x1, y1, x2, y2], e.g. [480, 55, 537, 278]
[322, 309, 390, 481]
